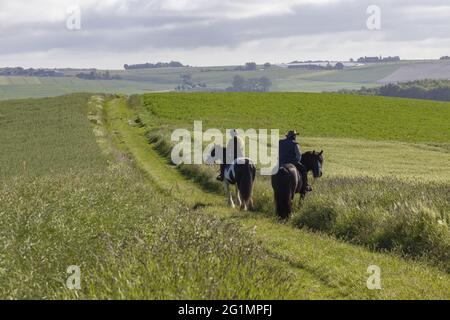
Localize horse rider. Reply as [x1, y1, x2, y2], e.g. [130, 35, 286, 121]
[217, 129, 244, 181]
[278, 130, 312, 194]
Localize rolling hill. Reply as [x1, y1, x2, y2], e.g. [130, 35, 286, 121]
[2, 60, 450, 100]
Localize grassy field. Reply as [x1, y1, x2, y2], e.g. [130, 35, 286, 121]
[104, 95, 450, 298]
[3, 60, 449, 101]
[0, 76, 170, 101]
[143, 92, 450, 143]
[136, 93, 450, 270]
[0, 94, 296, 299]
[1, 92, 449, 299]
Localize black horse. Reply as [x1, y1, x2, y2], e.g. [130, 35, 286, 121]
[271, 151, 324, 219]
[207, 145, 256, 210]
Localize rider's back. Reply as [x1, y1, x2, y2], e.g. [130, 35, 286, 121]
[279, 138, 299, 165]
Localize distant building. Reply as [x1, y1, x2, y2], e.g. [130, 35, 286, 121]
[357, 56, 400, 63]
[358, 56, 380, 63]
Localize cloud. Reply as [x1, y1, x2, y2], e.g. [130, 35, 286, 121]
[1, 0, 450, 68]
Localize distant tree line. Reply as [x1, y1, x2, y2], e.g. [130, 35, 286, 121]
[288, 62, 344, 70]
[175, 74, 207, 92]
[356, 56, 400, 63]
[0, 67, 64, 77]
[76, 70, 121, 80]
[339, 79, 450, 102]
[124, 61, 185, 70]
[226, 75, 272, 92]
[440, 56, 450, 60]
[233, 62, 258, 71]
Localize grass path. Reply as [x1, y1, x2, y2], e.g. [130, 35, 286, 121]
[103, 96, 450, 299]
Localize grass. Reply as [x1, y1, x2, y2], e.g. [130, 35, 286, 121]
[102, 95, 450, 299]
[0, 94, 295, 299]
[0, 94, 107, 177]
[0, 167, 294, 299]
[133, 92, 450, 271]
[2, 91, 450, 299]
[142, 92, 450, 143]
[0, 76, 170, 101]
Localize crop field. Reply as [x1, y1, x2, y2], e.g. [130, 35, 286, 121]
[1, 92, 449, 299]
[0, 76, 170, 101]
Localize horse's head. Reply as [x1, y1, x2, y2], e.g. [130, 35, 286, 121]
[303, 150, 324, 178]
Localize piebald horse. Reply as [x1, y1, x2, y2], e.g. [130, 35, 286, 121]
[271, 150, 324, 219]
[207, 145, 256, 210]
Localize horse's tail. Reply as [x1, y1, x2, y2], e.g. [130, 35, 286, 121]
[274, 167, 293, 219]
[236, 160, 255, 203]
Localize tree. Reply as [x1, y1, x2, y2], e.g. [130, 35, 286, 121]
[335, 62, 344, 70]
[264, 62, 271, 69]
[245, 62, 257, 71]
[232, 75, 246, 90]
[259, 76, 272, 92]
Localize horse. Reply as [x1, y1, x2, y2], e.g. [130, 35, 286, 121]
[207, 145, 256, 210]
[271, 150, 324, 219]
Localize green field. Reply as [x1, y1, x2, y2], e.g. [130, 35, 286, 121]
[143, 92, 450, 143]
[3, 60, 448, 101]
[0, 94, 295, 299]
[1, 92, 449, 299]
[137, 93, 450, 269]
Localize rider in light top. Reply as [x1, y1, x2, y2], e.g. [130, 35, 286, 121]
[217, 129, 244, 181]
[278, 130, 312, 194]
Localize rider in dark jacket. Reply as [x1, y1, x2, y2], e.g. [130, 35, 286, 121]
[279, 130, 312, 195]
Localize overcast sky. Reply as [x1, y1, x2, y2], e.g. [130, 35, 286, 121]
[1, 0, 450, 69]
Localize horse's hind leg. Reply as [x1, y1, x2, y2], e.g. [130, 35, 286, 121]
[235, 185, 242, 208]
[236, 186, 249, 211]
[225, 182, 235, 208]
[249, 197, 254, 211]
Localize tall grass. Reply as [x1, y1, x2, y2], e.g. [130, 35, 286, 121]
[146, 130, 450, 271]
[290, 177, 450, 270]
[0, 94, 294, 299]
[0, 165, 293, 299]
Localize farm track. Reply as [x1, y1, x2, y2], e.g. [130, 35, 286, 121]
[101, 96, 450, 299]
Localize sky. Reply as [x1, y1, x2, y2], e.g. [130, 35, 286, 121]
[1, 0, 450, 69]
